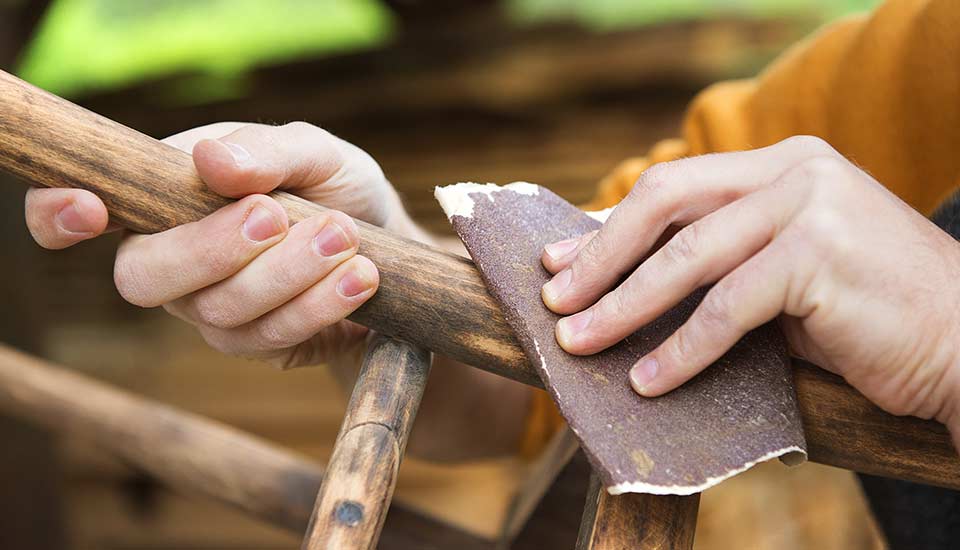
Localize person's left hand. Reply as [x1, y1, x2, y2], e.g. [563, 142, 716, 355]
[538, 136, 960, 440]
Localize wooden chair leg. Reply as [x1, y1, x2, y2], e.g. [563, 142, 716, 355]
[500, 427, 580, 543]
[576, 473, 699, 550]
[0, 344, 319, 530]
[301, 335, 431, 550]
[0, 343, 493, 550]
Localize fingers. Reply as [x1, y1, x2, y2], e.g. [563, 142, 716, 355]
[541, 135, 836, 315]
[629, 243, 792, 396]
[114, 195, 289, 307]
[555, 181, 805, 355]
[169, 211, 360, 328]
[541, 230, 597, 274]
[197, 255, 379, 361]
[191, 121, 346, 198]
[24, 188, 111, 249]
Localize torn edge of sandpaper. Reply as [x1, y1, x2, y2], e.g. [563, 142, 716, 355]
[436, 182, 807, 496]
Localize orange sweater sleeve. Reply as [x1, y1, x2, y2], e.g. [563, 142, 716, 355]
[521, 0, 960, 457]
[593, 0, 960, 214]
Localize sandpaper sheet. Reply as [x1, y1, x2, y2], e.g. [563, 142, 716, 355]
[436, 182, 806, 495]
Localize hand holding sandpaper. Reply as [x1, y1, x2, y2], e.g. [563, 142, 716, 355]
[436, 182, 806, 494]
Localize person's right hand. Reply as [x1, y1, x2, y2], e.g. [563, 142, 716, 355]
[539, 136, 960, 443]
[22, 122, 413, 369]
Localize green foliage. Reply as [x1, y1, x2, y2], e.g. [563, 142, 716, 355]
[507, 0, 882, 29]
[18, 0, 393, 97]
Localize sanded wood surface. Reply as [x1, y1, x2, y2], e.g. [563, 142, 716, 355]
[576, 473, 699, 550]
[0, 344, 490, 549]
[302, 336, 430, 550]
[1, 69, 958, 489]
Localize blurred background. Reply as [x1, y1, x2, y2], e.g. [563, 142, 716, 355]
[0, 0, 885, 548]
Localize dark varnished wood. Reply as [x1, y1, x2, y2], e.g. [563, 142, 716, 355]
[302, 336, 430, 550]
[794, 361, 960, 488]
[0, 345, 491, 549]
[576, 473, 699, 550]
[0, 70, 532, 387]
[1, 69, 958, 489]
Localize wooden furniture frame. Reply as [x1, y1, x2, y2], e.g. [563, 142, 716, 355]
[1, 69, 958, 549]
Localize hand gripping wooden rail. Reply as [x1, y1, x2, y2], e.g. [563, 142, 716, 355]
[1, 69, 959, 548]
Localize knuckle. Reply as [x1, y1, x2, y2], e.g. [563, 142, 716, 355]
[568, 248, 602, 289]
[795, 155, 849, 186]
[781, 135, 835, 157]
[282, 121, 335, 152]
[595, 291, 625, 324]
[23, 194, 56, 247]
[192, 295, 240, 329]
[282, 120, 320, 134]
[879, 398, 913, 418]
[572, 240, 603, 269]
[253, 321, 297, 351]
[698, 289, 736, 333]
[198, 247, 239, 281]
[197, 326, 238, 356]
[666, 325, 696, 364]
[796, 208, 854, 257]
[663, 224, 701, 266]
[631, 163, 670, 199]
[113, 251, 152, 307]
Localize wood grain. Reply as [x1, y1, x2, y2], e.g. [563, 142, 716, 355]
[1, 69, 958, 489]
[794, 361, 960, 487]
[0, 69, 532, 387]
[576, 472, 699, 550]
[0, 344, 316, 531]
[301, 336, 430, 550]
[0, 344, 489, 549]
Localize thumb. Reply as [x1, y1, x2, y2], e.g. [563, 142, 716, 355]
[191, 122, 346, 199]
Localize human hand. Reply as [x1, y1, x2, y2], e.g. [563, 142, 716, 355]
[24, 122, 418, 368]
[540, 136, 960, 437]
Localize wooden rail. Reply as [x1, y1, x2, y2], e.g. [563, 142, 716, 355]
[1, 69, 958, 489]
[576, 474, 699, 550]
[0, 344, 489, 548]
[302, 336, 431, 549]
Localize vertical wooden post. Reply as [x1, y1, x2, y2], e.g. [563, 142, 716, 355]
[576, 473, 699, 550]
[301, 335, 431, 550]
[500, 428, 580, 542]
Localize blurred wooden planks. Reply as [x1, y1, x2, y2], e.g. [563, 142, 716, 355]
[0, 343, 495, 550]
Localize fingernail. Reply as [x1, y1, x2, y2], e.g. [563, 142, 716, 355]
[544, 238, 579, 261]
[338, 267, 375, 298]
[222, 141, 252, 166]
[55, 202, 89, 234]
[630, 358, 660, 394]
[243, 205, 283, 242]
[542, 268, 572, 304]
[313, 221, 351, 256]
[556, 309, 592, 347]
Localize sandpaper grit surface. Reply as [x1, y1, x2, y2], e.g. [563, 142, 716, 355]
[435, 182, 806, 495]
